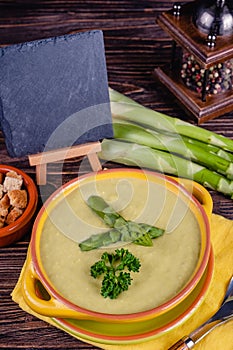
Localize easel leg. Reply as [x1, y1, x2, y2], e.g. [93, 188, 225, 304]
[36, 163, 47, 185]
[87, 153, 102, 172]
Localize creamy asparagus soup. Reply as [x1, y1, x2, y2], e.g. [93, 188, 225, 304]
[40, 176, 201, 314]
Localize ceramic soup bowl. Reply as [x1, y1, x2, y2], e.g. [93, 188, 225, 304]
[22, 168, 212, 324]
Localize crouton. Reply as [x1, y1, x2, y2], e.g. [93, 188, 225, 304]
[0, 194, 10, 212]
[8, 189, 27, 209]
[0, 194, 10, 224]
[6, 207, 23, 225]
[3, 171, 23, 192]
[0, 208, 8, 220]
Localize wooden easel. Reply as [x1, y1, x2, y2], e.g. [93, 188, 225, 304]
[28, 141, 102, 185]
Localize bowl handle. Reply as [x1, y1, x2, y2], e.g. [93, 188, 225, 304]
[169, 177, 213, 219]
[21, 251, 94, 320]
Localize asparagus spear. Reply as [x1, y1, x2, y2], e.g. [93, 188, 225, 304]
[79, 195, 164, 251]
[109, 88, 233, 152]
[99, 139, 233, 197]
[113, 114, 233, 162]
[112, 119, 233, 179]
[181, 135, 233, 162]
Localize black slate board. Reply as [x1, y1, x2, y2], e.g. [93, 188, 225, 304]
[0, 30, 112, 157]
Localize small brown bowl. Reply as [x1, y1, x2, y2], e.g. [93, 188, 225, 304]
[0, 164, 38, 247]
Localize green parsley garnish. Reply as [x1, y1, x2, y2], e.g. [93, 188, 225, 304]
[90, 248, 141, 299]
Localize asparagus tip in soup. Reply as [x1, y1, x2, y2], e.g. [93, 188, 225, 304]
[79, 195, 165, 251]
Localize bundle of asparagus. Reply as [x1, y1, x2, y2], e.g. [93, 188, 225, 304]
[99, 88, 233, 198]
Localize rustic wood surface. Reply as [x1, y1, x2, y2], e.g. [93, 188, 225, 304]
[0, 1, 232, 349]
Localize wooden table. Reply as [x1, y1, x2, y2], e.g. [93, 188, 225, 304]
[0, 1, 232, 349]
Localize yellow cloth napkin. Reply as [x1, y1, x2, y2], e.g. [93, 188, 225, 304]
[12, 213, 233, 350]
